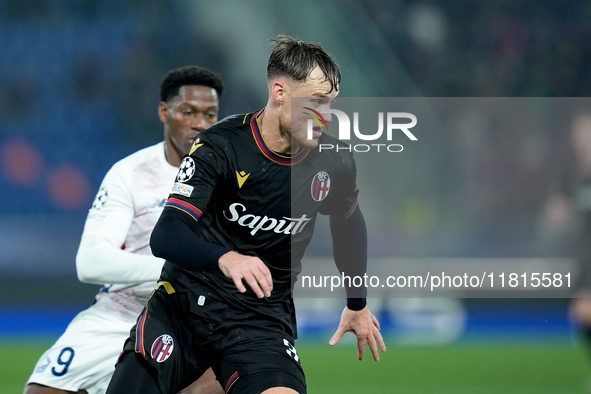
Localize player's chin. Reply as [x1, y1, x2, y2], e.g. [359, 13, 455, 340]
[297, 138, 319, 150]
[181, 144, 192, 155]
[182, 138, 194, 153]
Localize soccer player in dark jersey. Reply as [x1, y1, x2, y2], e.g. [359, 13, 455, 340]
[106, 35, 386, 394]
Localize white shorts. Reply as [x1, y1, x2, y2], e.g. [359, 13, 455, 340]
[26, 293, 142, 394]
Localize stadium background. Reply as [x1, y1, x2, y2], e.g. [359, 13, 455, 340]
[1, 0, 590, 392]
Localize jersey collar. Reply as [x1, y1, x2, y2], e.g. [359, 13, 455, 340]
[250, 109, 309, 165]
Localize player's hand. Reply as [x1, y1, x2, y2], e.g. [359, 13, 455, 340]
[218, 251, 273, 298]
[329, 305, 387, 361]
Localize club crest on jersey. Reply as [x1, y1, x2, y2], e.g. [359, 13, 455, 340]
[311, 171, 331, 201]
[176, 157, 196, 182]
[151, 334, 174, 363]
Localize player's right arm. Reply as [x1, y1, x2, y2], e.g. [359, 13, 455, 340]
[76, 165, 165, 285]
[150, 205, 273, 299]
[149, 134, 273, 298]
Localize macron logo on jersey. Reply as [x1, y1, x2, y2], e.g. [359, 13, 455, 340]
[236, 170, 251, 189]
[189, 138, 204, 155]
[223, 202, 312, 236]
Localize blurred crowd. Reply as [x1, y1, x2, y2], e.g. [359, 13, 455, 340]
[1, 0, 591, 260]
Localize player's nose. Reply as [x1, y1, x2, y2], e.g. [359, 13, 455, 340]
[191, 114, 208, 131]
[319, 103, 332, 123]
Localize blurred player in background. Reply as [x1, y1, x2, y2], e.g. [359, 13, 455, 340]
[541, 112, 591, 386]
[568, 114, 591, 356]
[106, 35, 386, 394]
[24, 66, 225, 394]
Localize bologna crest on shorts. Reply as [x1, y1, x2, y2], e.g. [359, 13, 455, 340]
[151, 334, 174, 363]
[311, 171, 331, 201]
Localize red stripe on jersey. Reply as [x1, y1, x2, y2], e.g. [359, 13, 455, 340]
[165, 198, 203, 222]
[224, 371, 239, 393]
[135, 308, 148, 358]
[344, 197, 359, 218]
[250, 110, 309, 165]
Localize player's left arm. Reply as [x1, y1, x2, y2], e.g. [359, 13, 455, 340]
[328, 207, 387, 361]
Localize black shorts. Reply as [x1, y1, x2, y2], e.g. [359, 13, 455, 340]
[120, 282, 307, 394]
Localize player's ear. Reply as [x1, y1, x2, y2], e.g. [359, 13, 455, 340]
[158, 101, 168, 123]
[270, 79, 287, 106]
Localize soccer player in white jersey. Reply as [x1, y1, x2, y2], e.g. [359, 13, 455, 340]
[24, 66, 225, 394]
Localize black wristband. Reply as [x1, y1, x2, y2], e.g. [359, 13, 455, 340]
[346, 298, 367, 311]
